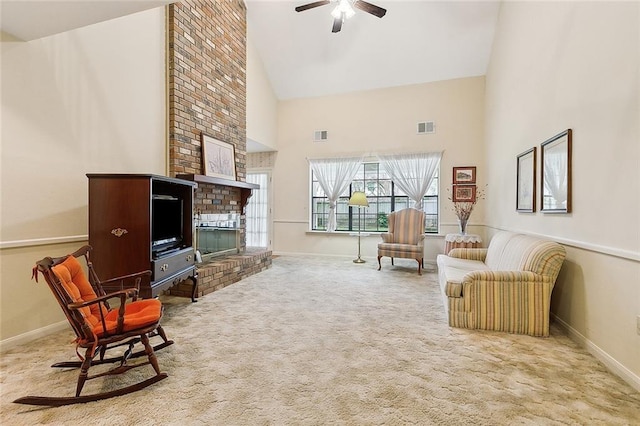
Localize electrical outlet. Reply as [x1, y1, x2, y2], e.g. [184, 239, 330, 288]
[637, 315, 640, 336]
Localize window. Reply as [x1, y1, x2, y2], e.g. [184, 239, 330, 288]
[246, 172, 269, 247]
[311, 162, 439, 233]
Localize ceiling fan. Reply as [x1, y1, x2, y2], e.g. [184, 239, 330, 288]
[295, 0, 387, 33]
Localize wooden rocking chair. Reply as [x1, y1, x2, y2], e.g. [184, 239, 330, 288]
[14, 245, 173, 407]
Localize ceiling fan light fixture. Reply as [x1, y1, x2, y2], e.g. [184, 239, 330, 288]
[295, 0, 386, 33]
[331, 0, 355, 20]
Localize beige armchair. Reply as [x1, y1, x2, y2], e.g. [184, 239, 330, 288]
[377, 208, 426, 275]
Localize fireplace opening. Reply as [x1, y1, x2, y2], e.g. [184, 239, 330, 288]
[195, 213, 240, 261]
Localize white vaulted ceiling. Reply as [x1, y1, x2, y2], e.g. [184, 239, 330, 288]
[245, 0, 501, 100]
[1, 0, 501, 100]
[0, 0, 175, 41]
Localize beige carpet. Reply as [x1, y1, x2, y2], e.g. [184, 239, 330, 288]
[2, 255, 639, 425]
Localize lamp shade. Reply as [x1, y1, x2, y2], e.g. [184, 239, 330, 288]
[348, 191, 369, 207]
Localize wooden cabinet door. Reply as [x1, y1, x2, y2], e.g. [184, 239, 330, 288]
[88, 176, 151, 281]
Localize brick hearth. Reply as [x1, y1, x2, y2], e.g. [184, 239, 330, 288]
[170, 248, 272, 299]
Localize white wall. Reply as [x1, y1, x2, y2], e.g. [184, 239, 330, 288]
[272, 77, 486, 263]
[0, 8, 167, 343]
[485, 1, 639, 387]
[246, 32, 278, 151]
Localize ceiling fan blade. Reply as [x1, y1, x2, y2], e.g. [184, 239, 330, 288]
[353, 0, 387, 18]
[295, 0, 331, 12]
[332, 17, 343, 33]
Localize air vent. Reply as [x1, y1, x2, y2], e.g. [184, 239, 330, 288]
[417, 121, 435, 134]
[314, 130, 328, 142]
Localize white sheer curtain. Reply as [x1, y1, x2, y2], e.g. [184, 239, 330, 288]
[246, 172, 269, 247]
[377, 152, 442, 210]
[543, 152, 568, 209]
[309, 157, 363, 232]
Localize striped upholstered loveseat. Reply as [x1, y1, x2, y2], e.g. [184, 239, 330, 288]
[436, 231, 566, 337]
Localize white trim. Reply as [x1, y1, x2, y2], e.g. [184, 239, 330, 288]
[272, 250, 353, 258]
[303, 229, 448, 238]
[0, 321, 69, 353]
[551, 314, 640, 392]
[0, 235, 88, 250]
[274, 219, 308, 224]
[553, 235, 639, 262]
[306, 230, 363, 236]
[485, 226, 639, 262]
[271, 251, 439, 266]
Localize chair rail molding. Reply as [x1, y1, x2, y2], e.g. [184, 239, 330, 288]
[0, 235, 88, 250]
[485, 226, 639, 262]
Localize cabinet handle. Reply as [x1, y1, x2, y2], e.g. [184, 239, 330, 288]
[111, 228, 128, 237]
[160, 264, 169, 272]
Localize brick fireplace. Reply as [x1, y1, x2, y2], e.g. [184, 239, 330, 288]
[166, 0, 271, 297]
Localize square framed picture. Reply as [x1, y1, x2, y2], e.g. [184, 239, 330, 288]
[201, 133, 236, 181]
[452, 185, 476, 202]
[516, 147, 536, 212]
[453, 166, 476, 184]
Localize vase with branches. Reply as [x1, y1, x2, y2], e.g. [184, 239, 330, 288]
[447, 186, 486, 235]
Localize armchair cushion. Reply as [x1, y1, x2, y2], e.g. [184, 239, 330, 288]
[378, 242, 423, 258]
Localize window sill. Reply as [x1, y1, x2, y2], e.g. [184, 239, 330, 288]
[305, 230, 444, 237]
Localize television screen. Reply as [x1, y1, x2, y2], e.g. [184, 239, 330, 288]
[152, 196, 183, 253]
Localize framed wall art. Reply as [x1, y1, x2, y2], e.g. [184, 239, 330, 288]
[452, 185, 476, 202]
[453, 166, 476, 184]
[516, 147, 536, 212]
[540, 129, 572, 213]
[202, 133, 237, 181]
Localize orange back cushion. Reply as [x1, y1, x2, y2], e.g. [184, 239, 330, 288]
[52, 256, 108, 328]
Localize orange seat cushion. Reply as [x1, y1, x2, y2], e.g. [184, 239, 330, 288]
[53, 255, 162, 337]
[93, 299, 162, 337]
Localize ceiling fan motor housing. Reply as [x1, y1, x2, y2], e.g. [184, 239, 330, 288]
[295, 0, 387, 33]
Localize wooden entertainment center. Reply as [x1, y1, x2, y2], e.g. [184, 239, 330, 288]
[87, 174, 198, 300]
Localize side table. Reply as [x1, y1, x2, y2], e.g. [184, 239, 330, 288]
[444, 233, 482, 254]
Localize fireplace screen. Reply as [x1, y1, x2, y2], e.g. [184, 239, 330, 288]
[196, 213, 240, 261]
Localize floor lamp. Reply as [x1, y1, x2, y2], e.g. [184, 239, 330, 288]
[348, 191, 369, 263]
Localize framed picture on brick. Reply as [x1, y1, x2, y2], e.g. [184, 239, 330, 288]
[202, 133, 236, 181]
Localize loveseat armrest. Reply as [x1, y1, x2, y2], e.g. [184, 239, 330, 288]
[448, 248, 488, 261]
[462, 270, 552, 286]
[460, 270, 555, 337]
